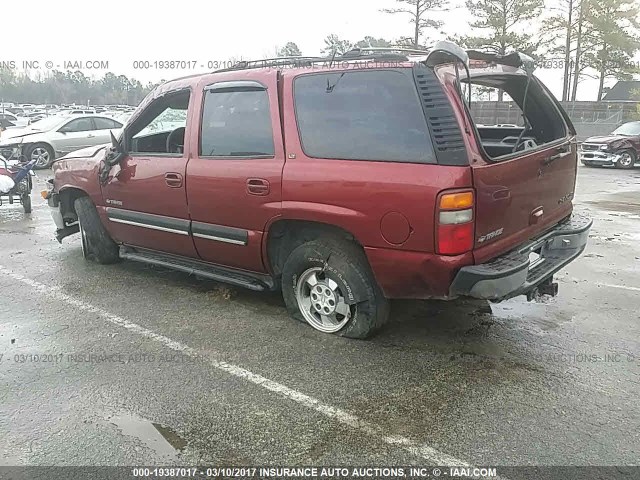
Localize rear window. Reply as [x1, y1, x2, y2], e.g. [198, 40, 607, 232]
[94, 117, 123, 129]
[294, 70, 435, 163]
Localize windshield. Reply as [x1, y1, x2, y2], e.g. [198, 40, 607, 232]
[133, 108, 187, 138]
[25, 116, 64, 131]
[612, 122, 640, 136]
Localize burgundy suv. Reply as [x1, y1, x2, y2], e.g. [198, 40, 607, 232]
[46, 42, 592, 338]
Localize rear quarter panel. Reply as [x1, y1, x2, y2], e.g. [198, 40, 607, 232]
[279, 67, 474, 253]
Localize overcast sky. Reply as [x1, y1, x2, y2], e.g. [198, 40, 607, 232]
[2, 0, 631, 101]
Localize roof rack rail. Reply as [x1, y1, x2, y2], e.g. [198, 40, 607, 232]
[212, 50, 419, 74]
[213, 56, 326, 73]
[343, 46, 430, 56]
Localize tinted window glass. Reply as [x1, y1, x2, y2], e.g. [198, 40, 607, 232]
[94, 117, 122, 129]
[200, 89, 274, 157]
[294, 70, 435, 163]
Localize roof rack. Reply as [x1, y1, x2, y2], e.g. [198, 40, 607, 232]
[342, 46, 431, 56]
[215, 56, 326, 73]
[213, 49, 421, 74]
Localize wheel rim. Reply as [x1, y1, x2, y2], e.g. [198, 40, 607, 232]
[295, 267, 352, 333]
[619, 153, 633, 167]
[31, 147, 50, 167]
[79, 220, 89, 258]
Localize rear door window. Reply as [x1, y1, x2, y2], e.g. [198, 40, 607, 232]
[93, 117, 123, 130]
[200, 88, 274, 157]
[61, 118, 94, 132]
[294, 70, 436, 163]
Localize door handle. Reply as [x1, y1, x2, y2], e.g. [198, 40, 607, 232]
[530, 206, 544, 225]
[165, 172, 183, 188]
[87, 134, 95, 138]
[543, 146, 572, 166]
[247, 178, 270, 196]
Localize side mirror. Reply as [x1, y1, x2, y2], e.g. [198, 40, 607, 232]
[99, 132, 126, 185]
[105, 131, 125, 164]
[58, 128, 68, 134]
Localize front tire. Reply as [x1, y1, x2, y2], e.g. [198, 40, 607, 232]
[616, 150, 636, 170]
[21, 193, 31, 213]
[25, 143, 55, 169]
[281, 238, 389, 339]
[74, 196, 120, 264]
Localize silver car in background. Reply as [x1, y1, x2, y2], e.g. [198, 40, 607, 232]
[0, 113, 31, 129]
[0, 114, 123, 169]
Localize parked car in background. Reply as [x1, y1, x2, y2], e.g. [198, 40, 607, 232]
[6, 107, 26, 116]
[112, 112, 133, 125]
[57, 109, 97, 116]
[581, 121, 640, 169]
[46, 42, 591, 339]
[0, 115, 123, 168]
[0, 113, 31, 129]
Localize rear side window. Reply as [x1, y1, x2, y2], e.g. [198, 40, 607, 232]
[200, 89, 274, 157]
[294, 70, 436, 163]
[94, 117, 122, 129]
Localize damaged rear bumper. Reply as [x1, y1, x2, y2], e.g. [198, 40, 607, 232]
[449, 213, 592, 301]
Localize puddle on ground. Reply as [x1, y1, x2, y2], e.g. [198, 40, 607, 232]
[107, 413, 187, 459]
[490, 297, 573, 331]
[585, 191, 640, 215]
[491, 299, 550, 319]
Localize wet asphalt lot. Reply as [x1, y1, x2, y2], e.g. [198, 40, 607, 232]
[1, 165, 639, 473]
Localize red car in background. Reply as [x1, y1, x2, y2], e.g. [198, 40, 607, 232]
[581, 121, 640, 169]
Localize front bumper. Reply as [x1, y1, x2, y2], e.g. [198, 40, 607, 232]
[0, 145, 22, 161]
[580, 150, 621, 166]
[46, 190, 79, 242]
[449, 213, 592, 301]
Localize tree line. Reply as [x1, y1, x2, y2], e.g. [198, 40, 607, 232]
[0, 69, 161, 106]
[2, 0, 639, 104]
[280, 0, 640, 102]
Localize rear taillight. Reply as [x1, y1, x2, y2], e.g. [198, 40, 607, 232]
[437, 190, 474, 255]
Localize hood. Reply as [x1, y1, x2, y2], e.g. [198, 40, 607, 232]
[57, 143, 110, 161]
[583, 135, 628, 145]
[0, 127, 44, 143]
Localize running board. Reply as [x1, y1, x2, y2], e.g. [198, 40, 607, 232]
[119, 246, 275, 292]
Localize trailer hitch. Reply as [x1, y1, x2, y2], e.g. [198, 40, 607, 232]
[527, 277, 559, 300]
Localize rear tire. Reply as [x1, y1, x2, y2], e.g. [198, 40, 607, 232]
[74, 196, 120, 264]
[615, 150, 636, 169]
[281, 237, 389, 339]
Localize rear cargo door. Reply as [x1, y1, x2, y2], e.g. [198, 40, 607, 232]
[472, 139, 577, 264]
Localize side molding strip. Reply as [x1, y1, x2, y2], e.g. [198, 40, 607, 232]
[105, 208, 250, 245]
[192, 221, 249, 246]
[106, 207, 190, 236]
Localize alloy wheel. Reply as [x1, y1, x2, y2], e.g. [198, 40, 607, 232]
[31, 147, 50, 168]
[79, 219, 89, 259]
[295, 267, 352, 333]
[618, 152, 633, 168]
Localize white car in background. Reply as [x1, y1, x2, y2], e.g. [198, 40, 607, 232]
[0, 113, 31, 129]
[0, 114, 123, 169]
